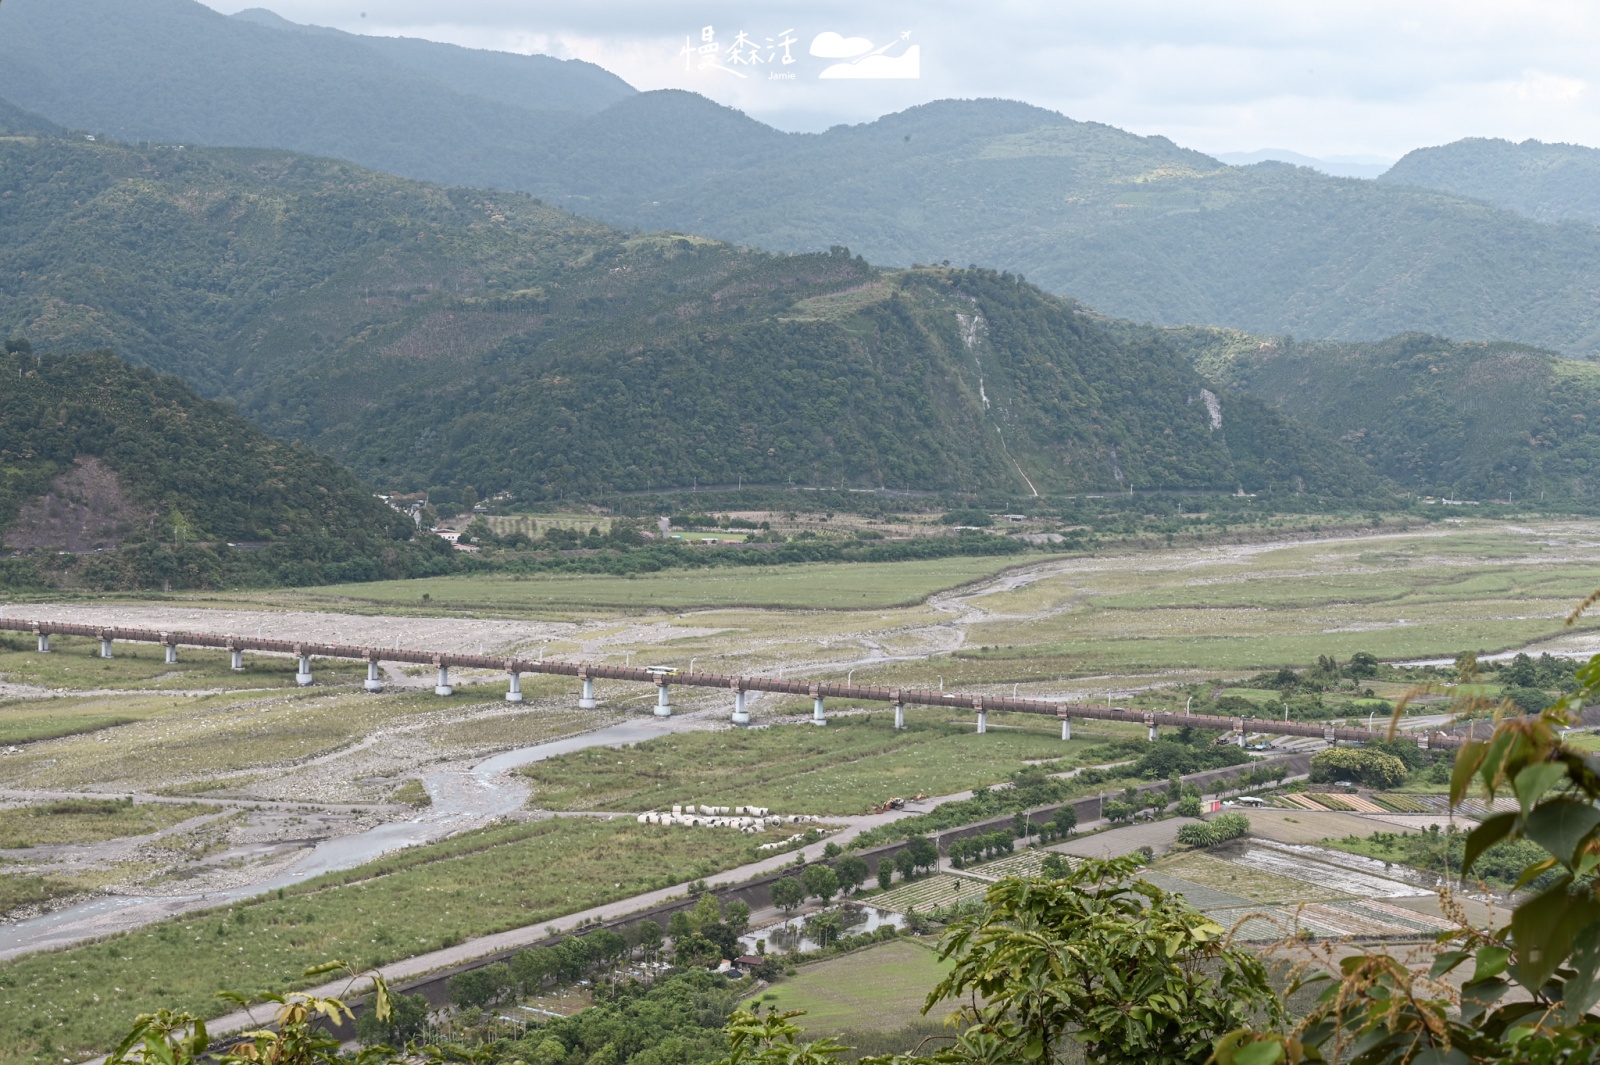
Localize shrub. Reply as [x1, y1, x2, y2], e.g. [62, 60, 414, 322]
[1176, 813, 1249, 849]
[1309, 747, 1408, 789]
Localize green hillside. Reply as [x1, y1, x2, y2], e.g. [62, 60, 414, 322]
[0, 130, 1369, 502]
[1179, 328, 1600, 502]
[0, 347, 450, 589]
[1382, 138, 1600, 227]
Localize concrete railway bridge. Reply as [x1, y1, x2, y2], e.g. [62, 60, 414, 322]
[0, 617, 1463, 751]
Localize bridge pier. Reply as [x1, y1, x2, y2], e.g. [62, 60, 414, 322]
[230, 648, 244, 671]
[364, 660, 384, 693]
[435, 664, 453, 697]
[99, 634, 114, 659]
[732, 688, 750, 725]
[296, 653, 313, 686]
[1147, 724, 1159, 742]
[654, 683, 672, 717]
[506, 671, 522, 703]
[35, 631, 49, 653]
[578, 674, 596, 709]
[894, 703, 905, 730]
[976, 709, 987, 734]
[164, 641, 179, 665]
[811, 689, 826, 726]
[1061, 717, 1071, 741]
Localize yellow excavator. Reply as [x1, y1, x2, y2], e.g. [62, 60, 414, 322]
[865, 794, 926, 814]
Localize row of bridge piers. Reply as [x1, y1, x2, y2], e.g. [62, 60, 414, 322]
[2, 618, 1461, 749]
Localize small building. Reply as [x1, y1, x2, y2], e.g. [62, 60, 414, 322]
[436, 530, 461, 543]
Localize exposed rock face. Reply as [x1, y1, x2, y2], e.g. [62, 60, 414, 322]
[3, 456, 153, 552]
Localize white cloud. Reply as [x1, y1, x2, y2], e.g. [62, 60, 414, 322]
[200, 1, 1600, 155]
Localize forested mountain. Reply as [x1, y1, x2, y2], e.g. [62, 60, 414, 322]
[0, 348, 448, 588]
[8, 0, 1600, 360]
[0, 129, 1369, 501]
[538, 97, 1600, 359]
[1174, 328, 1600, 502]
[0, 0, 632, 191]
[1380, 138, 1600, 227]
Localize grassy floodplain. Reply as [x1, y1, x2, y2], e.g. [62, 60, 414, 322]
[283, 555, 1030, 614]
[521, 710, 1142, 815]
[2, 520, 1599, 1060]
[0, 800, 214, 848]
[917, 525, 1600, 677]
[0, 818, 760, 1065]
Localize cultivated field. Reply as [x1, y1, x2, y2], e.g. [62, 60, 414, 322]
[748, 938, 954, 1032]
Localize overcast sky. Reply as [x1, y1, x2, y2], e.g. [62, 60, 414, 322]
[202, 1, 1600, 162]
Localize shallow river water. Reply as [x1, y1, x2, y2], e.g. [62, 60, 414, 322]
[0, 719, 671, 959]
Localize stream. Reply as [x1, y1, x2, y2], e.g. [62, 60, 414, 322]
[0, 719, 671, 959]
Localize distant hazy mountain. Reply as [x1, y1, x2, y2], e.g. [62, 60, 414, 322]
[0, 0, 633, 189]
[1212, 149, 1391, 179]
[0, 128, 1369, 501]
[227, 7, 631, 116]
[535, 96, 1600, 358]
[1381, 138, 1600, 227]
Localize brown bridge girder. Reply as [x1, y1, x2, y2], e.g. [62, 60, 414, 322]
[0, 617, 1461, 748]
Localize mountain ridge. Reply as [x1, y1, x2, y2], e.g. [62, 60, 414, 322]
[0, 128, 1373, 503]
[8, 1, 1600, 354]
[1381, 137, 1600, 227]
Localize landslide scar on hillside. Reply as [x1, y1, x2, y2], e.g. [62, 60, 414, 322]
[3, 456, 154, 552]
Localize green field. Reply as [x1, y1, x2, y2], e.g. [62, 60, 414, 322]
[949, 527, 1600, 674]
[748, 939, 954, 1032]
[287, 556, 1027, 613]
[0, 800, 214, 848]
[521, 710, 1123, 815]
[0, 817, 761, 1065]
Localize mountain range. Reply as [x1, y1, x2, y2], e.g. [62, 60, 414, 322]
[0, 121, 1368, 502]
[7, 0, 1600, 357]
